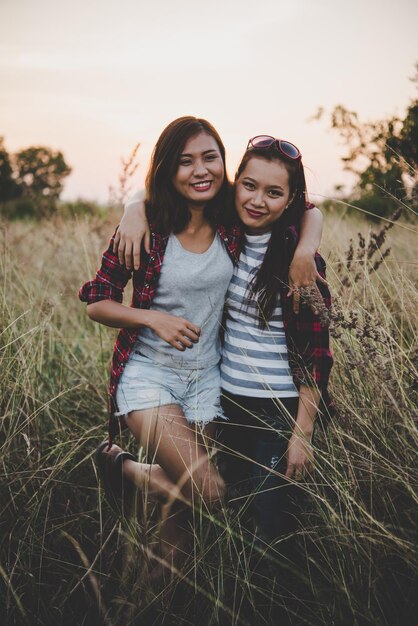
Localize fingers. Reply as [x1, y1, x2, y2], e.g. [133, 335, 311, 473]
[285, 452, 313, 480]
[286, 433, 314, 480]
[285, 461, 304, 480]
[169, 323, 201, 351]
[305, 460, 313, 476]
[171, 338, 192, 351]
[113, 228, 120, 254]
[124, 240, 133, 270]
[289, 283, 327, 316]
[117, 237, 125, 266]
[114, 228, 151, 271]
[285, 463, 295, 479]
[114, 228, 125, 264]
[292, 288, 301, 315]
[185, 324, 200, 340]
[144, 229, 151, 255]
[133, 240, 141, 271]
[171, 333, 195, 351]
[285, 463, 306, 481]
[113, 228, 143, 271]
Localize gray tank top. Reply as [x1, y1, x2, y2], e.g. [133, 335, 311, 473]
[132, 233, 233, 369]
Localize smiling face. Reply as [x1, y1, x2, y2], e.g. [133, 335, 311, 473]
[234, 156, 292, 234]
[172, 132, 225, 207]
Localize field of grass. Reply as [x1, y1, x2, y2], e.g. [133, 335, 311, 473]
[0, 206, 417, 625]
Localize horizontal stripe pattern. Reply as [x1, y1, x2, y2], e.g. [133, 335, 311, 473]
[221, 232, 298, 398]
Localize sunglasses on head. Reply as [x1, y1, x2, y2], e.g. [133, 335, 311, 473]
[246, 135, 302, 161]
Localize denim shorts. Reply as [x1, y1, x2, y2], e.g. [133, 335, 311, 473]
[115, 353, 226, 426]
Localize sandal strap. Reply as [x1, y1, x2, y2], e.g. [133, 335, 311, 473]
[113, 451, 136, 471]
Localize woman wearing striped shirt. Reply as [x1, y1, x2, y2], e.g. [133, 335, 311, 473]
[218, 137, 333, 538]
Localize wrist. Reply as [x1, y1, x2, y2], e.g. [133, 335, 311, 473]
[294, 428, 313, 440]
[293, 245, 316, 259]
[139, 309, 155, 330]
[293, 417, 315, 439]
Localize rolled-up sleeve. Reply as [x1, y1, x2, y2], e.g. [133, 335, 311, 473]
[285, 253, 333, 390]
[79, 232, 132, 305]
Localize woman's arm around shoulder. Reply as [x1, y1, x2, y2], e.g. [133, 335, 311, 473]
[113, 190, 151, 270]
[289, 206, 326, 285]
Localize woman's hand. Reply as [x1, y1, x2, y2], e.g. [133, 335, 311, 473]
[288, 250, 328, 314]
[147, 311, 201, 351]
[113, 193, 151, 270]
[285, 432, 314, 481]
[289, 206, 326, 314]
[285, 383, 318, 480]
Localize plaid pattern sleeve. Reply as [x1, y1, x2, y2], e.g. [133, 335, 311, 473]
[283, 253, 333, 390]
[79, 231, 132, 305]
[281, 225, 334, 421]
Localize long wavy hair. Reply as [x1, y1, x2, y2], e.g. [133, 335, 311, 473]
[145, 116, 233, 234]
[235, 145, 309, 328]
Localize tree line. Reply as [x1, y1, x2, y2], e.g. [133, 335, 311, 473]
[0, 138, 72, 218]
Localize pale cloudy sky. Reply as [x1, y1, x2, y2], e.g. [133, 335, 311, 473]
[1, 0, 417, 203]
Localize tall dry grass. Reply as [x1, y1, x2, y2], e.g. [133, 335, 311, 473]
[0, 207, 417, 625]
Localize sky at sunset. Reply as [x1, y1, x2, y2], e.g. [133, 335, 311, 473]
[1, 0, 417, 204]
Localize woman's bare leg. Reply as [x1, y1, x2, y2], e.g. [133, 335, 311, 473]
[126, 404, 224, 508]
[125, 404, 225, 571]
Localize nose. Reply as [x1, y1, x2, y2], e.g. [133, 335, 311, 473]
[193, 159, 209, 177]
[251, 191, 266, 208]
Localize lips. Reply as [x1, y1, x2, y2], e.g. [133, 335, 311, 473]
[191, 181, 213, 192]
[245, 207, 266, 219]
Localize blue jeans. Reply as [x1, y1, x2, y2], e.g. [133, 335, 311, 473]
[219, 391, 301, 540]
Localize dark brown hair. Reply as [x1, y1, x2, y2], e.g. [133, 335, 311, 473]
[235, 145, 308, 327]
[145, 116, 233, 234]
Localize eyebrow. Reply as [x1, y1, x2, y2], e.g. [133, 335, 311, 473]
[180, 149, 219, 157]
[242, 176, 284, 191]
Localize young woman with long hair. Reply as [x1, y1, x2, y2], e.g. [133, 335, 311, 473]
[80, 116, 241, 569]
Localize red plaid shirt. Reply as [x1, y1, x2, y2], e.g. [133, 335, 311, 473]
[79, 210, 334, 430]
